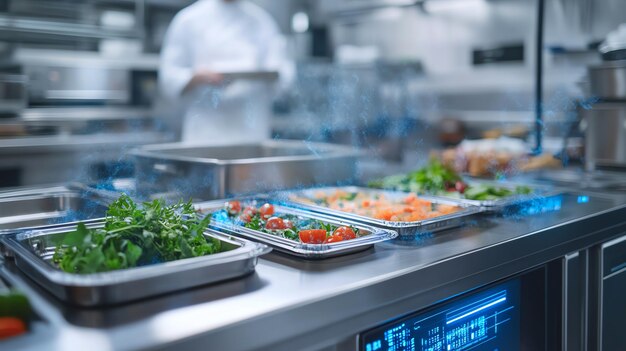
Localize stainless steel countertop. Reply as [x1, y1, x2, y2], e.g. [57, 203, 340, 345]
[2, 191, 625, 351]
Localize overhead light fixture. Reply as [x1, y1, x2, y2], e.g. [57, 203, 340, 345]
[291, 11, 309, 33]
[423, 0, 487, 14]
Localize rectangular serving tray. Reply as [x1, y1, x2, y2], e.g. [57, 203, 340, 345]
[276, 186, 481, 236]
[131, 140, 363, 201]
[0, 222, 270, 306]
[195, 198, 398, 259]
[0, 186, 108, 231]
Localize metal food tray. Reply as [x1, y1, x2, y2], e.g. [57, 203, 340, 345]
[276, 186, 480, 236]
[0, 186, 108, 231]
[131, 140, 363, 201]
[431, 180, 562, 212]
[195, 198, 398, 259]
[0, 222, 270, 306]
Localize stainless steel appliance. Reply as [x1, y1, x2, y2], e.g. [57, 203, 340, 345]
[588, 61, 626, 101]
[131, 140, 363, 201]
[0, 74, 27, 113]
[582, 103, 626, 170]
[584, 60, 626, 170]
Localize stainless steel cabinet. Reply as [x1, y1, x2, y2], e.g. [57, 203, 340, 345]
[589, 234, 626, 351]
[563, 251, 584, 351]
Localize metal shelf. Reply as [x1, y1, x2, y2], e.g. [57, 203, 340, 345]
[0, 15, 138, 41]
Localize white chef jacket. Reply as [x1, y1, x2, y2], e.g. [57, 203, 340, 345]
[159, 0, 293, 144]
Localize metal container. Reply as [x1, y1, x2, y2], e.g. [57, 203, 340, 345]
[0, 222, 270, 306]
[277, 187, 480, 236]
[0, 186, 108, 231]
[425, 180, 560, 212]
[131, 140, 363, 201]
[588, 61, 626, 100]
[195, 198, 397, 258]
[0, 74, 27, 113]
[581, 103, 626, 170]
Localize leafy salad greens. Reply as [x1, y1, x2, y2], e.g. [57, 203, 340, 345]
[368, 159, 534, 201]
[53, 194, 221, 274]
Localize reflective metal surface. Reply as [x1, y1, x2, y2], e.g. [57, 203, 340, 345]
[582, 103, 626, 169]
[1, 192, 623, 351]
[1, 223, 270, 306]
[588, 61, 626, 100]
[132, 140, 362, 201]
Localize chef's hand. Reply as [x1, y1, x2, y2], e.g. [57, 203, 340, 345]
[183, 70, 225, 93]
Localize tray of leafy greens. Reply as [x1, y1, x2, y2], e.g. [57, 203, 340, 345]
[195, 198, 397, 259]
[0, 195, 270, 306]
[368, 159, 557, 211]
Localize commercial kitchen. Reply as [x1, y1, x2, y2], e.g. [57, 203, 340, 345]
[0, 1, 625, 350]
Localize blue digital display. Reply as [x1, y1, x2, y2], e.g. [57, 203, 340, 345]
[361, 279, 520, 351]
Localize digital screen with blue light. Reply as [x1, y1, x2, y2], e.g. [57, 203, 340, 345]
[361, 279, 521, 351]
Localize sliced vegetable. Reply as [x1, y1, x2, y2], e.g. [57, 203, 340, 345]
[0, 317, 26, 340]
[299, 229, 327, 244]
[225, 201, 241, 215]
[332, 226, 356, 240]
[259, 203, 275, 219]
[266, 217, 288, 230]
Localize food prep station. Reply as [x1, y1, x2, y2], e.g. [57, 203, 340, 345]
[0, 140, 624, 351]
[1, 1, 626, 350]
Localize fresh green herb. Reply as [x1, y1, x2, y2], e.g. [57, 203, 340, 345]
[53, 195, 221, 274]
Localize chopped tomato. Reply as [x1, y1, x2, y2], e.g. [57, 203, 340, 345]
[225, 201, 241, 215]
[333, 226, 357, 240]
[259, 203, 274, 219]
[282, 219, 294, 229]
[239, 206, 257, 222]
[265, 217, 288, 230]
[243, 206, 257, 215]
[0, 317, 26, 340]
[239, 212, 252, 223]
[325, 234, 344, 243]
[298, 229, 327, 244]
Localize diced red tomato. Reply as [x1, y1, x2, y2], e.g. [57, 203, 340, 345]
[259, 203, 274, 219]
[325, 234, 344, 243]
[239, 212, 252, 223]
[239, 206, 257, 222]
[298, 229, 327, 244]
[332, 226, 357, 240]
[0, 317, 26, 340]
[225, 201, 241, 215]
[265, 217, 288, 230]
[282, 219, 294, 229]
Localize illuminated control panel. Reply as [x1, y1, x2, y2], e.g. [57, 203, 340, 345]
[361, 279, 520, 351]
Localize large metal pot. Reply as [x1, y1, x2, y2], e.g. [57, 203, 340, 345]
[588, 61, 626, 100]
[581, 103, 626, 170]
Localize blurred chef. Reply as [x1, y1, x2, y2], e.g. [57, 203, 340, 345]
[159, 0, 293, 144]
